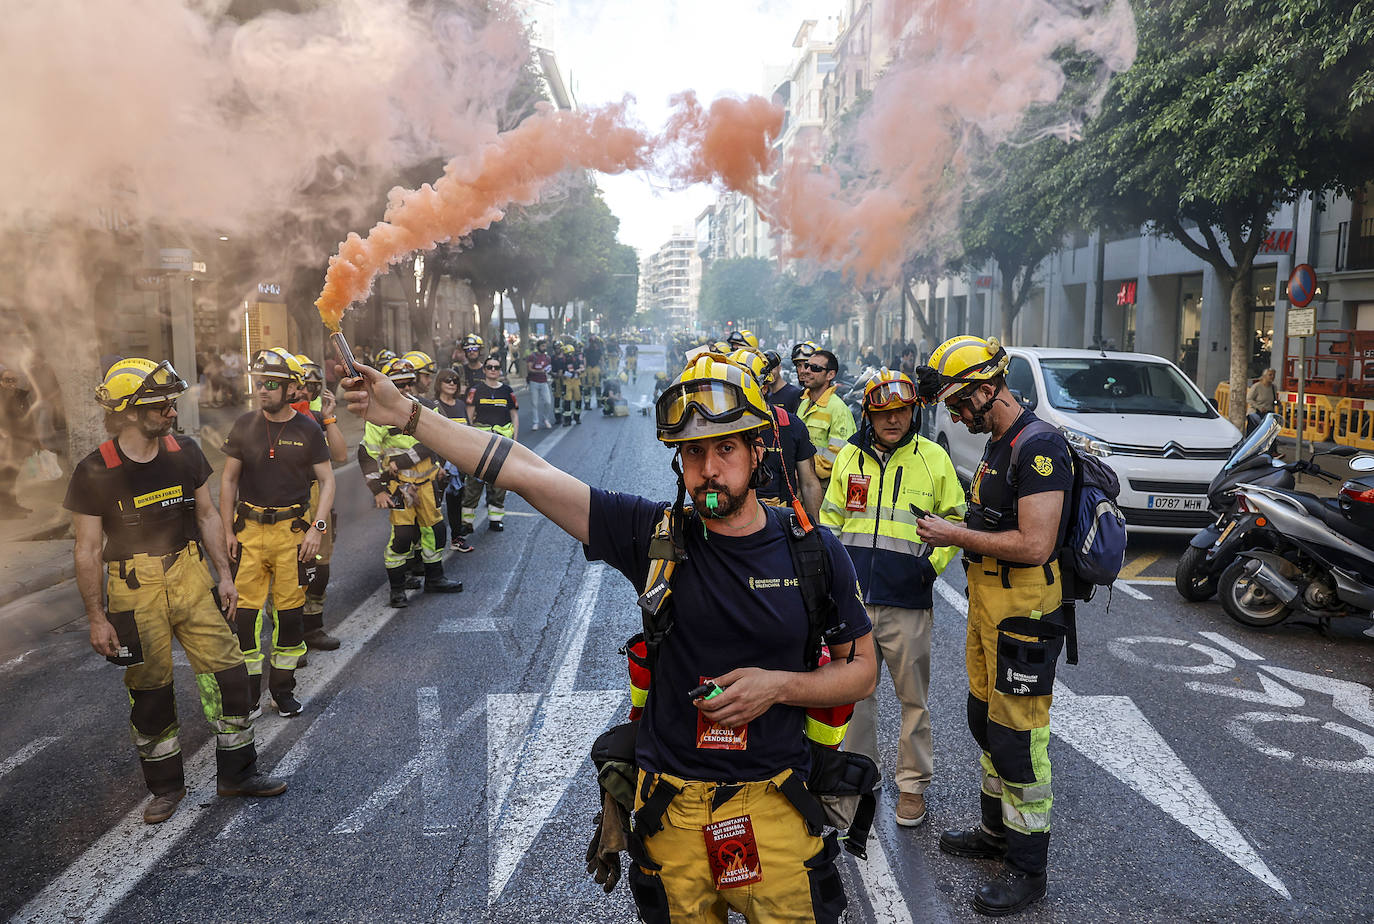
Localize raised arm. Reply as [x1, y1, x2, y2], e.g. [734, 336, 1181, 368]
[345, 366, 590, 543]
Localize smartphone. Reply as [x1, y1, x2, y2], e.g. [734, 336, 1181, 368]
[331, 330, 360, 377]
[910, 504, 930, 519]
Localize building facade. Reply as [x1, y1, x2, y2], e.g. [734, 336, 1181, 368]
[639, 231, 702, 328]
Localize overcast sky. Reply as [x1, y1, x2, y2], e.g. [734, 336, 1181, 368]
[553, 0, 836, 256]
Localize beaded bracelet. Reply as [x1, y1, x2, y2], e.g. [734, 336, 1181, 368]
[401, 397, 423, 436]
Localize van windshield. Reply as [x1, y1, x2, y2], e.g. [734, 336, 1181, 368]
[1039, 358, 1216, 417]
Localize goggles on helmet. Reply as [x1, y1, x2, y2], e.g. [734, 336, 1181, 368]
[791, 342, 817, 363]
[655, 379, 755, 436]
[864, 378, 918, 411]
[120, 360, 187, 409]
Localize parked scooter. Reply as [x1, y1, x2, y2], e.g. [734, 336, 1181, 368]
[1175, 414, 1295, 601]
[1217, 453, 1374, 629]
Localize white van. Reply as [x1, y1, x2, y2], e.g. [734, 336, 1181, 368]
[932, 348, 1242, 534]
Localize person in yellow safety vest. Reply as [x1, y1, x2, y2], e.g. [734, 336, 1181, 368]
[821, 369, 965, 829]
[340, 352, 877, 923]
[289, 353, 348, 653]
[463, 355, 519, 532]
[561, 343, 585, 425]
[915, 336, 1074, 916]
[797, 349, 856, 483]
[67, 359, 287, 824]
[220, 349, 336, 718]
[360, 359, 465, 607]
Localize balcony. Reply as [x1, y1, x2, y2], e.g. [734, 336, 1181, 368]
[1336, 218, 1374, 271]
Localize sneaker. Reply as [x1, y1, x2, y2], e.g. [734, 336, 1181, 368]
[217, 772, 288, 799]
[143, 787, 187, 824]
[450, 536, 474, 553]
[272, 693, 303, 717]
[896, 792, 927, 827]
[488, 520, 504, 532]
[302, 628, 340, 650]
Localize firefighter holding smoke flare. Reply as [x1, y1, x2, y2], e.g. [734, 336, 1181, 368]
[340, 353, 877, 922]
[220, 349, 335, 718]
[67, 359, 286, 824]
[359, 358, 464, 607]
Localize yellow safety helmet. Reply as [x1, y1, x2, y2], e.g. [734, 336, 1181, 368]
[251, 348, 304, 383]
[927, 336, 1009, 403]
[372, 348, 398, 368]
[403, 350, 436, 375]
[656, 353, 771, 444]
[295, 354, 324, 385]
[791, 340, 819, 363]
[726, 348, 770, 385]
[96, 358, 187, 412]
[381, 357, 417, 386]
[712, 340, 732, 354]
[863, 369, 919, 412]
[726, 329, 759, 350]
[562, 343, 575, 355]
[463, 335, 484, 351]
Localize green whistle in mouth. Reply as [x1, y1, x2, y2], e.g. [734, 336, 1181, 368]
[706, 492, 720, 511]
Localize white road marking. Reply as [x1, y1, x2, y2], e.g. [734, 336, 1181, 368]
[934, 579, 966, 617]
[12, 583, 401, 924]
[438, 616, 502, 633]
[1257, 665, 1374, 729]
[852, 834, 915, 924]
[1107, 636, 1235, 674]
[0, 647, 40, 675]
[1198, 631, 1265, 661]
[487, 562, 622, 905]
[0, 736, 61, 780]
[1185, 673, 1305, 708]
[1113, 580, 1152, 600]
[1226, 712, 1374, 774]
[332, 693, 483, 835]
[1053, 680, 1290, 898]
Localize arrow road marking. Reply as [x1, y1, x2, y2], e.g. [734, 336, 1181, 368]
[1053, 680, 1290, 898]
[1112, 580, 1152, 600]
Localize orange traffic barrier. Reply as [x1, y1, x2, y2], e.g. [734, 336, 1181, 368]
[1214, 382, 1230, 419]
[1334, 398, 1374, 450]
[1278, 391, 1334, 442]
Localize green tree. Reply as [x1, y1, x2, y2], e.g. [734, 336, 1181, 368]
[1074, 0, 1374, 427]
[772, 268, 850, 332]
[586, 242, 639, 332]
[698, 257, 776, 327]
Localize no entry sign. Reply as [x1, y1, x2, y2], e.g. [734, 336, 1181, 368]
[1287, 263, 1318, 308]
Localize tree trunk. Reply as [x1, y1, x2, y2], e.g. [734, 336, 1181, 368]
[1227, 266, 1253, 431]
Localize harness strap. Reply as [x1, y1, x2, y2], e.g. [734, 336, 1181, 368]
[633, 776, 682, 838]
[776, 769, 828, 833]
[843, 792, 878, 860]
[98, 440, 121, 469]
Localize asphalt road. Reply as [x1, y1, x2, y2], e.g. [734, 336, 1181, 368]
[2, 344, 1372, 923]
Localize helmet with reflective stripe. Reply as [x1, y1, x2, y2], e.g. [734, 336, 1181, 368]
[96, 358, 187, 412]
[372, 348, 398, 368]
[656, 353, 771, 444]
[381, 357, 417, 386]
[927, 336, 1009, 403]
[726, 329, 759, 350]
[252, 348, 304, 383]
[294, 354, 324, 386]
[726, 348, 768, 384]
[862, 369, 919, 412]
[463, 335, 484, 351]
[402, 350, 436, 374]
[791, 340, 819, 363]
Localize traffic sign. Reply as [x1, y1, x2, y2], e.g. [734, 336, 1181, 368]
[1287, 263, 1318, 308]
[1288, 307, 1316, 337]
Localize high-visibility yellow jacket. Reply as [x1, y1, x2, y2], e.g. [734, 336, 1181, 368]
[821, 425, 965, 609]
[798, 386, 856, 481]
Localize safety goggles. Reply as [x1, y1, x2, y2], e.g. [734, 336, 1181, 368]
[656, 379, 753, 434]
[129, 360, 188, 406]
[791, 344, 817, 362]
[865, 379, 918, 410]
[255, 379, 284, 391]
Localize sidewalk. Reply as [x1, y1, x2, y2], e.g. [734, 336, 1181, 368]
[0, 396, 369, 610]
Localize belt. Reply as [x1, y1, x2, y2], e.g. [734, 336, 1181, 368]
[237, 502, 308, 524]
[111, 542, 201, 588]
[964, 552, 1038, 569]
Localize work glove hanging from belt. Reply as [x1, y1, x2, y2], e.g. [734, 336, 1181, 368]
[585, 790, 628, 893]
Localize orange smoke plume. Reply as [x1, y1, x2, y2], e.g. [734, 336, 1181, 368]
[315, 102, 651, 330]
[659, 92, 783, 198]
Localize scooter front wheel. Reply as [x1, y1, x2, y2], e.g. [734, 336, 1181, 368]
[1175, 544, 1218, 602]
[1218, 559, 1292, 628]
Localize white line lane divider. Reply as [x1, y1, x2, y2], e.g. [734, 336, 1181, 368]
[934, 579, 966, 616]
[1113, 580, 1152, 601]
[0, 736, 60, 781]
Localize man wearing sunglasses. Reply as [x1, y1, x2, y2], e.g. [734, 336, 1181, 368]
[796, 350, 856, 485]
[340, 354, 876, 923]
[220, 350, 335, 718]
[913, 336, 1073, 916]
[68, 358, 286, 823]
[462, 358, 519, 533]
[821, 369, 965, 830]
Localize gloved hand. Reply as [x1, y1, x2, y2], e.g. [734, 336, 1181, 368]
[584, 792, 629, 893]
[914, 365, 943, 404]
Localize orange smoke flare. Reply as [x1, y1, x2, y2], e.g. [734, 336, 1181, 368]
[659, 91, 783, 198]
[315, 102, 650, 330]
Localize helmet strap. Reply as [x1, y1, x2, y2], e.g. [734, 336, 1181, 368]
[670, 452, 688, 553]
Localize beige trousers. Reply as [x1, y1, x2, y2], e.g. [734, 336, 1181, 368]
[847, 604, 933, 795]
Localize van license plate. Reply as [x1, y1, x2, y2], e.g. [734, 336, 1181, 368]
[1147, 495, 1207, 511]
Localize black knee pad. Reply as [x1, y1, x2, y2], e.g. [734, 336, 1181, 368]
[431, 518, 448, 549]
[987, 722, 1036, 785]
[391, 525, 420, 555]
[276, 606, 306, 648]
[236, 609, 261, 650]
[130, 684, 176, 735]
[215, 665, 253, 717]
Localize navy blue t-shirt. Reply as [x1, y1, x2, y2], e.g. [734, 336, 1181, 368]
[968, 410, 1074, 546]
[585, 489, 870, 783]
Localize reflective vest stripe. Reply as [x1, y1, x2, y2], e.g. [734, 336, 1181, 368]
[804, 713, 850, 748]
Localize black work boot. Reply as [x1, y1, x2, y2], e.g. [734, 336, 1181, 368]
[248, 673, 263, 720]
[939, 826, 1008, 859]
[302, 607, 340, 650]
[972, 866, 1048, 917]
[423, 561, 463, 593]
[387, 566, 410, 608]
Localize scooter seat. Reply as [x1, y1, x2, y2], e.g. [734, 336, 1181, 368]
[1283, 491, 1374, 549]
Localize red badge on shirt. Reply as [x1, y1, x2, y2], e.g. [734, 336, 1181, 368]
[846, 473, 871, 511]
[696, 676, 747, 750]
[703, 815, 764, 889]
